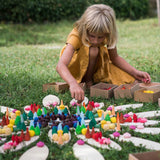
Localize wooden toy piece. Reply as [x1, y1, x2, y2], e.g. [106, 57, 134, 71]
[25, 128, 31, 141]
[111, 106, 115, 116]
[30, 104, 33, 113]
[116, 112, 121, 131]
[133, 114, 138, 122]
[125, 117, 132, 122]
[1, 116, 7, 126]
[31, 104, 35, 113]
[6, 107, 9, 117]
[143, 90, 154, 93]
[85, 125, 91, 138]
[121, 85, 126, 90]
[61, 100, 63, 105]
[36, 104, 41, 111]
[59, 100, 65, 110]
[12, 135, 15, 142]
[83, 102, 86, 110]
[119, 113, 125, 123]
[20, 130, 25, 141]
[6, 115, 9, 125]
[58, 132, 63, 145]
[87, 104, 93, 111]
[92, 132, 99, 141]
[91, 127, 95, 137]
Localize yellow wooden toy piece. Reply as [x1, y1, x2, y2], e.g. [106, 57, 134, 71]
[58, 132, 63, 145]
[101, 120, 107, 128]
[52, 133, 58, 141]
[97, 109, 103, 117]
[103, 124, 110, 131]
[15, 110, 21, 116]
[110, 117, 117, 123]
[109, 123, 115, 129]
[10, 112, 16, 119]
[57, 130, 63, 136]
[8, 124, 13, 132]
[59, 100, 65, 110]
[62, 133, 69, 141]
[81, 128, 87, 135]
[143, 90, 154, 93]
[29, 130, 35, 137]
[9, 119, 15, 125]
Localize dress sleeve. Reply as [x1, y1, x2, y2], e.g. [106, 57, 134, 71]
[66, 28, 82, 50]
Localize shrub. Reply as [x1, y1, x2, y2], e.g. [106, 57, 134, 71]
[0, 0, 149, 23]
[88, 0, 149, 20]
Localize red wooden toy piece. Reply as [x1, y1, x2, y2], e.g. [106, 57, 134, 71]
[133, 114, 138, 122]
[125, 117, 132, 122]
[120, 113, 125, 123]
[85, 126, 91, 138]
[24, 128, 31, 141]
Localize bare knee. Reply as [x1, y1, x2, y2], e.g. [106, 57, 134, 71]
[89, 46, 99, 59]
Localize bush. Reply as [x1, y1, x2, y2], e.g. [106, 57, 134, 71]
[88, 0, 149, 20]
[0, 0, 149, 23]
[0, 0, 87, 23]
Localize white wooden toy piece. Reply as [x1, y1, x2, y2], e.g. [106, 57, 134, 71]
[73, 143, 105, 160]
[110, 134, 160, 151]
[19, 145, 49, 160]
[115, 103, 143, 111]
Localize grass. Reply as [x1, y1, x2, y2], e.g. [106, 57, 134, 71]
[0, 18, 160, 160]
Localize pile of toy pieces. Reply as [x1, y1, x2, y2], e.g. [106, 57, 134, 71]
[0, 95, 160, 160]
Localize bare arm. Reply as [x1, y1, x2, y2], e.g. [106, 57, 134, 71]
[56, 44, 84, 102]
[108, 47, 151, 83]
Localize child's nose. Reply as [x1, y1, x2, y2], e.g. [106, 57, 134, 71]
[93, 38, 98, 44]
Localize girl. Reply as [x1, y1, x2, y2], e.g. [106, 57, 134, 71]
[56, 4, 151, 103]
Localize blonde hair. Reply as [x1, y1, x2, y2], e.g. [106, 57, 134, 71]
[74, 4, 118, 49]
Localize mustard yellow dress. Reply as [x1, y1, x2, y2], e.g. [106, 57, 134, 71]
[60, 28, 135, 86]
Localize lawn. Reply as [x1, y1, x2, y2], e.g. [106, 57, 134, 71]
[0, 18, 160, 160]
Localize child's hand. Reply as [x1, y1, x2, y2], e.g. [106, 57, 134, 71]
[69, 83, 84, 103]
[134, 70, 151, 83]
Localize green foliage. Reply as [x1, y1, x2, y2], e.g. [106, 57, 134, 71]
[0, 0, 87, 23]
[0, 0, 149, 23]
[88, 0, 149, 20]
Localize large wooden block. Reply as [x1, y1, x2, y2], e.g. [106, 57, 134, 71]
[90, 82, 117, 99]
[129, 151, 160, 160]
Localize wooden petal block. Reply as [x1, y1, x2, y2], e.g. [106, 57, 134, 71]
[115, 103, 143, 111]
[136, 110, 160, 118]
[110, 135, 160, 151]
[19, 145, 49, 160]
[73, 143, 104, 160]
[42, 95, 60, 108]
[134, 128, 160, 135]
[121, 120, 159, 127]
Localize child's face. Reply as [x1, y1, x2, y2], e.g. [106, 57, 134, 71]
[88, 32, 106, 46]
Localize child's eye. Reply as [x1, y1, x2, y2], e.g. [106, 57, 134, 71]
[90, 35, 95, 38]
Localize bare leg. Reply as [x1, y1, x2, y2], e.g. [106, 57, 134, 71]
[82, 46, 99, 88]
